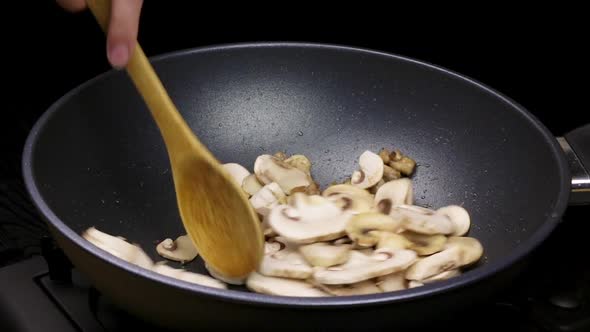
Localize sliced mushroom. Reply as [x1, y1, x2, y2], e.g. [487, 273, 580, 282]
[345, 212, 403, 247]
[264, 238, 285, 254]
[268, 193, 352, 244]
[374, 178, 414, 215]
[376, 271, 406, 292]
[319, 280, 382, 296]
[437, 205, 471, 236]
[242, 174, 264, 196]
[284, 154, 312, 174]
[405, 236, 483, 281]
[152, 263, 227, 289]
[402, 231, 447, 256]
[82, 227, 153, 270]
[408, 280, 424, 288]
[254, 154, 311, 194]
[258, 237, 313, 279]
[322, 184, 375, 215]
[246, 272, 329, 297]
[351, 151, 384, 189]
[390, 204, 454, 235]
[298, 242, 351, 267]
[222, 163, 250, 188]
[273, 151, 288, 161]
[421, 269, 461, 283]
[375, 232, 413, 251]
[155, 235, 199, 263]
[313, 248, 417, 285]
[378, 148, 391, 164]
[388, 150, 416, 176]
[249, 182, 287, 217]
[383, 165, 402, 181]
[260, 214, 278, 238]
[368, 179, 386, 194]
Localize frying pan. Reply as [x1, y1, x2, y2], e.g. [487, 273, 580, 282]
[22, 42, 590, 331]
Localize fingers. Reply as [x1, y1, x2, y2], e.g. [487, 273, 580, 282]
[106, 0, 144, 68]
[55, 0, 87, 12]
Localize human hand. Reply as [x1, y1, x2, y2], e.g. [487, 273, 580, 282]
[56, 0, 144, 68]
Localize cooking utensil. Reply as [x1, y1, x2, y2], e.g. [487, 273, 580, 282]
[85, 0, 264, 280]
[22, 42, 590, 331]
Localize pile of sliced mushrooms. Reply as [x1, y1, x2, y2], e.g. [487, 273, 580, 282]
[82, 148, 483, 297]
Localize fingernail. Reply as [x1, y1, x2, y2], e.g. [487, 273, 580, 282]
[108, 43, 129, 69]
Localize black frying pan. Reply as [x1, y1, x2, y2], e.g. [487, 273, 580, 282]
[22, 42, 590, 331]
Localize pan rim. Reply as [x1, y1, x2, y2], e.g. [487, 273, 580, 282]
[22, 41, 571, 308]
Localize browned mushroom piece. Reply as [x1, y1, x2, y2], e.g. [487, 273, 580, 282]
[388, 150, 417, 176]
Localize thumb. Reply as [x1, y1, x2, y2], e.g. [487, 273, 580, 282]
[106, 0, 143, 68]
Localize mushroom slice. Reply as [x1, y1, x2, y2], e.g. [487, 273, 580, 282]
[388, 150, 416, 176]
[319, 280, 382, 296]
[155, 235, 199, 263]
[249, 182, 287, 217]
[383, 165, 402, 181]
[246, 272, 329, 297]
[284, 154, 312, 174]
[405, 237, 483, 281]
[152, 264, 227, 289]
[391, 204, 455, 235]
[82, 227, 153, 270]
[402, 232, 447, 256]
[368, 179, 386, 195]
[322, 184, 375, 214]
[242, 174, 264, 196]
[313, 248, 417, 285]
[408, 281, 424, 288]
[437, 205, 471, 236]
[374, 178, 414, 215]
[376, 271, 406, 292]
[421, 269, 461, 283]
[254, 154, 311, 194]
[375, 232, 413, 251]
[268, 193, 352, 244]
[264, 238, 286, 255]
[350, 151, 384, 189]
[378, 148, 392, 164]
[222, 163, 251, 188]
[298, 242, 351, 267]
[345, 212, 403, 247]
[258, 237, 312, 279]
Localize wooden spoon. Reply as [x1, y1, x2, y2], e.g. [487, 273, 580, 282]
[86, 0, 264, 280]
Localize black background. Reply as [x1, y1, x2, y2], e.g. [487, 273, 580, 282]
[1, 2, 588, 264]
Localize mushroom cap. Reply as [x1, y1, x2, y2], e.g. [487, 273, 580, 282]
[155, 234, 199, 263]
[298, 242, 352, 267]
[249, 182, 287, 217]
[222, 163, 251, 188]
[268, 193, 352, 244]
[374, 178, 414, 214]
[322, 184, 375, 215]
[246, 272, 329, 297]
[82, 227, 153, 270]
[445, 236, 484, 265]
[313, 248, 417, 285]
[376, 271, 406, 292]
[437, 205, 471, 236]
[345, 212, 404, 247]
[254, 154, 311, 194]
[351, 151, 384, 189]
[258, 237, 313, 279]
[391, 204, 455, 235]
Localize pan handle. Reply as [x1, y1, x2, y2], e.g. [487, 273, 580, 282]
[558, 124, 590, 205]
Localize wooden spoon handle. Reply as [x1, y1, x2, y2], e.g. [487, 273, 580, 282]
[86, 0, 208, 160]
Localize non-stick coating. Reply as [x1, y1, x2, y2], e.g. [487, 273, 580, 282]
[25, 43, 569, 305]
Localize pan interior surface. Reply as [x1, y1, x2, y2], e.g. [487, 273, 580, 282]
[24, 42, 569, 305]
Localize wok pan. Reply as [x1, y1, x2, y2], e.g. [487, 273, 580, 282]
[22, 42, 590, 331]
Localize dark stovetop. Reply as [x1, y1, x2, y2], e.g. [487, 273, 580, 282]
[1, 205, 589, 332]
